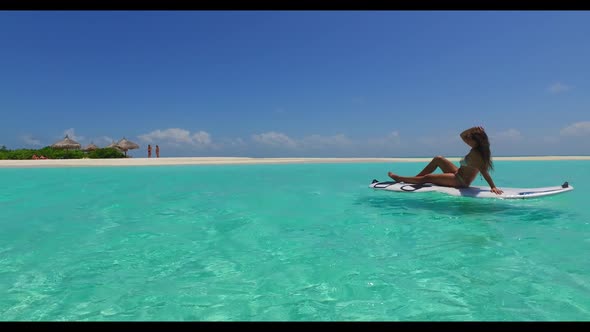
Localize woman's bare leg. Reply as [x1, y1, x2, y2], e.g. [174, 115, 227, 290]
[388, 171, 460, 187]
[415, 156, 458, 176]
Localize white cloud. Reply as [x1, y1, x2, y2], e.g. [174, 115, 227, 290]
[250, 132, 358, 152]
[560, 121, 590, 136]
[493, 129, 523, 141]
[548, 82, 571, 94]
[139, 128, 191, 144]
[192, 131, 212, 145]
[252, 131, 297, 148]
[21, 134, 42, 147]
[63, 128, 84, 142]
[138, 128, 213, 146]
[248, 132, 361, 156]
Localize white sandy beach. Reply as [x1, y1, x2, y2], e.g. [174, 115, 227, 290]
[1, 156, 589, 168]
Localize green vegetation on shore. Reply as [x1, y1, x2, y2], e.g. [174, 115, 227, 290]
[0, 146, 126, 160]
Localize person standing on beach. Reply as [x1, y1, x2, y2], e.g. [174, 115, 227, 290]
[148, 144, 152, 158]
[387, 126, 503, 195]
[156, 145, 160, 158]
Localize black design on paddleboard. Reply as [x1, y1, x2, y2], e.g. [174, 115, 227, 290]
[373, 181, 397, 188]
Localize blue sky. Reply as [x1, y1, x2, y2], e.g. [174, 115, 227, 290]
[1, 11, 589, 157]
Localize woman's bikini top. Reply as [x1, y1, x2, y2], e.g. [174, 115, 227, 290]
[459, 153, 475, 168]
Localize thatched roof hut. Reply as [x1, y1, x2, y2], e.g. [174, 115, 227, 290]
[83, 142, 99, 152]
[116, 138, 140, 157]
[51, 135, 81, 150]
[106, 141, 123, 151]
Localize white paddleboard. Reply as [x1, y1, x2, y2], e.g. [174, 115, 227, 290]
[369, 179, 574, 199]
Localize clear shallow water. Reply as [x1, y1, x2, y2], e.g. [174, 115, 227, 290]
[0, 161, 589, 321]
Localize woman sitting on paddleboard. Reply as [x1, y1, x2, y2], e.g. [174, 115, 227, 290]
[387, 126, 504, 195]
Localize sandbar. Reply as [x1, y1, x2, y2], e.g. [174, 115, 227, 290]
[1, 156, 589, 168]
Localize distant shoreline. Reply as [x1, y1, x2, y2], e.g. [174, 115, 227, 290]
[1, 156, 590, 168]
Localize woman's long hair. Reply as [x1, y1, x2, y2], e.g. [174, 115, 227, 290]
[471, 131, 494, 172]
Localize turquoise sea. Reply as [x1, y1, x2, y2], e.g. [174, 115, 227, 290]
[0, 161, 589, 321]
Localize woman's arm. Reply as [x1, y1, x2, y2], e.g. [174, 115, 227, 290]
[480, 169, 503, 195]
[460, 126, 483, 146]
